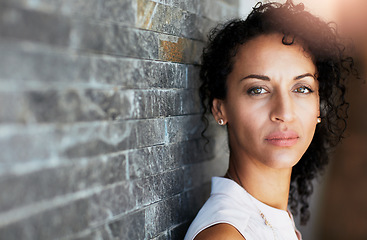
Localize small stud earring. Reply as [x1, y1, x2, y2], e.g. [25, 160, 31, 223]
[218, 119, 224, 125]
[317, 118, 321, 123]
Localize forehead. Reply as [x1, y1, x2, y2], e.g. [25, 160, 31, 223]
[231, 34, 316, 78]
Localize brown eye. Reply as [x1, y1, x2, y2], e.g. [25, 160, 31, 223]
[293, 86, 312, 94]
[248, 87, 267, 95]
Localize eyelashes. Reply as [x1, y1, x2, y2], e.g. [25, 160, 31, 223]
[247, 85, 314, 96]
[247, 86, 268, 95]
[293, 86, 314, 94]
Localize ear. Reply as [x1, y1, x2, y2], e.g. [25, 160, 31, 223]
[212, 98, 227, 124]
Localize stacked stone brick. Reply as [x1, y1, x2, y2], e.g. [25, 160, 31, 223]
[0, 0, 238, 239]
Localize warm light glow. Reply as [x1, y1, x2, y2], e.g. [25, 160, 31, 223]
[293, 0, 338, 22]
[239, 0, 338, 22]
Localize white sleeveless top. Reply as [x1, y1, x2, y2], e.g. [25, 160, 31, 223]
[184, 177, 302, 240]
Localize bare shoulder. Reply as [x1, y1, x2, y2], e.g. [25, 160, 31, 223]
[194, 223, 246, 240]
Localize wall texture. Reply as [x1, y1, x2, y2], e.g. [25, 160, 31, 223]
[0, 0, 238, 239]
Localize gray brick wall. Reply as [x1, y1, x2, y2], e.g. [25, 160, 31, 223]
[0, 0, 238, 239]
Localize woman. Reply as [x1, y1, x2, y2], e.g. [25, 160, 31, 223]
[185, 1, 354, 240]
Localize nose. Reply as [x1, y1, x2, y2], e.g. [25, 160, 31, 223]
[269, 91, 295, 123]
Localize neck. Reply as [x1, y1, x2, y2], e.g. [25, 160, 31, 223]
[227, 154, 292, 211]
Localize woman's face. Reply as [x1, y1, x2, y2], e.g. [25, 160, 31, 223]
[213, 34, 320, 169]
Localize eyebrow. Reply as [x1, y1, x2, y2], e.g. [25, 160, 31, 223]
[294, 73, 316, 80]
[240, 74, 270, 81]
[240, 73, 316, 81]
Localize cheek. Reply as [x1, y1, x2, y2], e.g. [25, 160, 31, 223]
[229, 101, 267, 133]
[297, 99, 319, 133]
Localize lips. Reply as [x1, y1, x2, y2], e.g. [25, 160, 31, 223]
[265, 131, 299, 147]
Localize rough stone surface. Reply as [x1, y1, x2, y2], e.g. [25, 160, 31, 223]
[137, 0, 212, 41]
[0, 198, 90, 239]
[0, 41, 92, 88]
[165, 115, 203, 143]
[128, 144, 179, 179]
[0, 127, 57, 164]
[0, 153, 126, 212]
[108, 210, 146, 240]
[0, 4, 71, 46]
[0, 0, 239, 239]
[145, 195, 182, 239]
[93, 57, 187, 89]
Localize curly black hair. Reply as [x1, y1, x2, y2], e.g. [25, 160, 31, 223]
[199, 0, 355, 225]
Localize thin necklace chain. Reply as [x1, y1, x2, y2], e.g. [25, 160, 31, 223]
[226, 171, 278, 240]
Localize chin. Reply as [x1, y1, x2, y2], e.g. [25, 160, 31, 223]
[265, 152, 302, 169]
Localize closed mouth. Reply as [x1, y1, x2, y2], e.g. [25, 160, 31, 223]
[265, 131, 299, 147]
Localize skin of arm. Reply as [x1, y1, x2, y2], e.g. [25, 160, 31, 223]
[194, 223, 246, 240]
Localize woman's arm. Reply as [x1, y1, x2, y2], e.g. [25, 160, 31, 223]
[194, 223, 246, 240]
